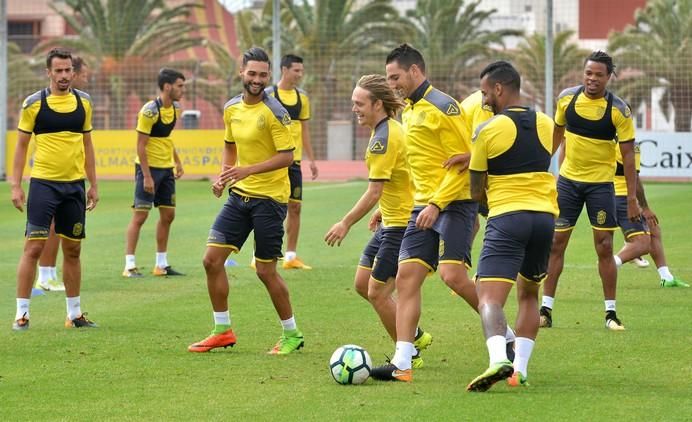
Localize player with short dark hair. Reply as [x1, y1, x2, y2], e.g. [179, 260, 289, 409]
[540, 51, 640, 330]
[36, 55, 91, 291]
[188, 47, 304, 355]
[264, 53, 318, 270]
[123, 68, 186, 278]
[466, 61, 557, 391]
[11, 48, 98, 330]
[371, 45, 514, 382]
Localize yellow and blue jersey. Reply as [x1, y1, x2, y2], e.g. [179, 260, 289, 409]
[402, 81, 472, 209]
[223, 92, 294, 203]
[365, 118, 414, 227]
[470, 107, 558, 218]
[555, 85, 635, 183]
[18, 88, 93, 181]
[135, 99, 182, 168]
[265, 86, 310, 161]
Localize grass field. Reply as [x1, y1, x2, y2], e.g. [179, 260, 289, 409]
[0, 180, 690, 421]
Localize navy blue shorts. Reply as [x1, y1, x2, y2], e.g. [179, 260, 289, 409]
[477, 211, 555, 284]
[358, 225, 405, 283]
[26, 178, 86, 240]
[207, 192, 287, 261]
[555, 176, 617, 231]
[615, 195, 648, 239]
[288, 161, 302, 202]
[398, 201, 478, 272]
[133, 164, 176, 209]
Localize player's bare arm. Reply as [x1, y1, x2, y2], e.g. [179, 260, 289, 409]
[83, 131, 99, 211]
[136, 131, 154, 194]
[325, 181, 383, 246]
[10, 131, 31, 212]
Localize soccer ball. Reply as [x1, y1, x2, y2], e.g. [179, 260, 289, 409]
[329, 344, 372, 385]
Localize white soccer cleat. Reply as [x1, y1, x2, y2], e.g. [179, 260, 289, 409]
[630, 256, 650, 268]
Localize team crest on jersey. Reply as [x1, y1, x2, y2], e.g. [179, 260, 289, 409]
[257, 115, 266, 130]
[368, 138, 387, 154]
[72, 223, 83, 237]
[416, 111, 426, 125]
[281, 112, 291, 126]
[446, 103, 460, 116]
[597, 210, 607, 225]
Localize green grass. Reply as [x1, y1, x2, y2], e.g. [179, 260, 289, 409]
[0, 180, 690, 421]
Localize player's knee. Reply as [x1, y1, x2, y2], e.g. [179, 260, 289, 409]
[255, 265, 278, 282]
[24, 241, 45, 260]
[354, 280, 368, 300]
[632, 234, 651, 256]
[202, 253, 224, 272]
[160, 211, 175, 225]
[61, 242, 81, 260]
[367, 284, 388, 303]
[595, 236, 613, 256]
[132, 211, 149, 226]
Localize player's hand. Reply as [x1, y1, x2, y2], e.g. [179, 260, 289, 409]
[11, 185, 25, 212]
[218, 166, 250, 186]
[175, 163, 184, 179]
[325, 221, 349, 246]
[368, 209, 382, 232]
[211, 180, 225, 198]
[143, 175, 155, 194]
[416, 204, 440, 230]
[626, 197, 641, 223]
[442, 153, 471, 173]
[86, 186, 99, 211]
[309, 161, 319, 180]
[641, 207, 659, 227]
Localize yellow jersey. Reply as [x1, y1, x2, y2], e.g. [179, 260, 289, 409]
[614, 143, 641, 196]
[18, 88, 93, 181]
[265, 86, 310, 161]
[460, 90, 494, 133]
[470, 107, 558, 218]
[135, 98, 182, 168]
[223, 92, 294, 203]
[402, 81, 472, 209]
[555, 85, 635, 183]
[365, 118, 414, 227]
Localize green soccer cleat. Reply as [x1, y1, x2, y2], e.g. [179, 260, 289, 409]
[268, 329, 304, 355]
[466, 360, 513, 392]
[661, 278, 690, 288]
[413, 330, 433, 351]
[507, 371, 529, 387]
[411, 352, 424, 369]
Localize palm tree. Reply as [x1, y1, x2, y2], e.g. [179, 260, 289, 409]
[608, 0, 692, 131]
[34, 0, 209, 128]
[406, 0, 520, 98]
[279, 0, 413, 157]
[511, 30, 589, 113]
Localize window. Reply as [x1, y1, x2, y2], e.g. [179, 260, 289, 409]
[8, 21, 41, 53]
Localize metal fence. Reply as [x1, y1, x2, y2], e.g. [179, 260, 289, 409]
[2, 0, 690, 175]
